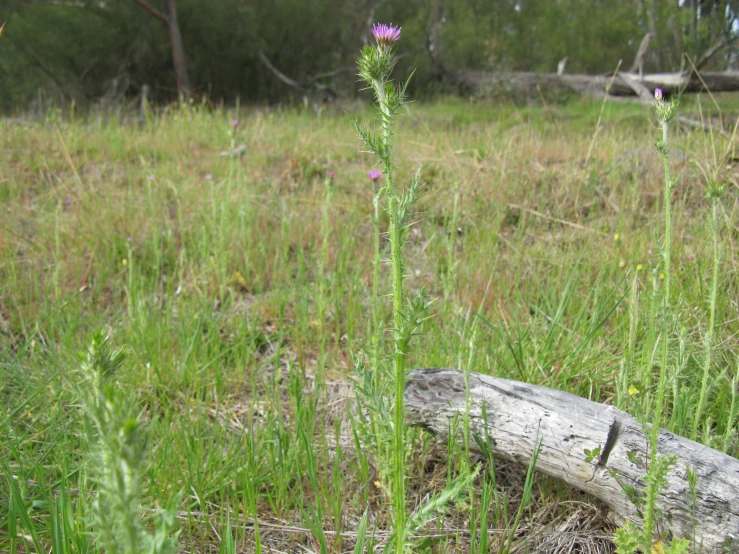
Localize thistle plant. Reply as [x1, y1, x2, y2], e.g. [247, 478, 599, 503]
[643, 87, 681, 550]
[613, 454, 688, 554]
[615, 87, 687, 554]
[72, 330, 179, 554]
[647, 88, 680, 535]
[653, 88, 679, 309]
[692, 181, 726, 441]
[353, 23, 429, 552]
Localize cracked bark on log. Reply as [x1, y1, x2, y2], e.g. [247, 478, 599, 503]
[405, 368, 739, 553]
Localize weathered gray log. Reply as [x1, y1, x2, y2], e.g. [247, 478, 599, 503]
[405, 369, 739, 552]
[454, 71, 739, 98]
[618, 72, 654, 104]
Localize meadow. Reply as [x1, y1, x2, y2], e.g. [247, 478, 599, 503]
[1, 93, 738, 553]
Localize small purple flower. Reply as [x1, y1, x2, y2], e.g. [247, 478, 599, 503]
[65, 198, 72, 206]
[368, 169, 383, 182]
[126, 236, 132, 243]
[648, 249, 654, 256]
[371, 23, 401, 46]
[654, 88, 663, 102]
[147, 174, 155, 181]
[204, 173, 212, 180]
[232, 119, 239, 128]
[328, 172, 335, 179]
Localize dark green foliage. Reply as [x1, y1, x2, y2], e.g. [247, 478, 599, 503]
[0, 0, 357, 110]
[0, 0, 736, 111]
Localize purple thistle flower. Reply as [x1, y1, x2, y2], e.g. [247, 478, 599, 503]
[147, 174, 155, 181]
[371, 23, 401, 46]
[232, 119, 239, 128]
[654, 88, 663, 102]
[204, 173, 212, 180]
[368, 169, 383, 181]
[648, 249, 654, 256]
[65, 198, 72, 206]
[328, 172, 335, 179]
[126, 236, 132, 243]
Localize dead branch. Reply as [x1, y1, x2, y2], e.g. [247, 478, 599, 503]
[258, 51, 305, 91]
[629, 33, 652, 76]
[694, 37, 733, 73]
[134, 0, 167, 24]
[406, 369, 739, 553]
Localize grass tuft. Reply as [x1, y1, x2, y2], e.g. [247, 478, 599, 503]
[1, 92, 737, 552]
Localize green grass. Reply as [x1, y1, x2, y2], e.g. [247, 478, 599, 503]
[1, 94, 738, 552]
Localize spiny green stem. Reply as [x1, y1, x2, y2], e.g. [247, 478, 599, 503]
[661, 120, 671, 304]
[370, 188, 387, 484]
[374, 76, 407, 554]
[708, 198, 720, 358]
[693, 198, 721, 440]
[372, 190, 382, 376]
[647, 117, 673, 545]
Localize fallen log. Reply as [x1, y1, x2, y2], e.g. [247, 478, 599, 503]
[405, 368, 739, 553]
[453, 71, 739, 99]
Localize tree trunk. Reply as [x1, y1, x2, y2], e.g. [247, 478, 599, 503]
[163, 0, 190, 99]
[135, 0, 190, 99]
[646, 0, 661, 69]
[429, 0, 442, 78]
[405, 368, 739, 553]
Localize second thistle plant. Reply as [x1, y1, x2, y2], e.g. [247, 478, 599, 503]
[614, 87, 688, 554]
[647, 88, 680, 540]
[73, 330, 179, 554]
[693, 181, 726, 441]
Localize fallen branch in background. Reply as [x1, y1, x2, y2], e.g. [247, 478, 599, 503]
[453, 70, 739, 100]
[457, 36, 737, 100]
[677, 115, 732, 137]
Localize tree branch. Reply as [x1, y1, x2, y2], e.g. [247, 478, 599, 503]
[628, 32, 652, 74]
[694, 37, 732, 73]
[258, 51, 305, 91]
[7, 35, 76, 102]
[304, 66, 354, 86]
[134, 0, 167, 24]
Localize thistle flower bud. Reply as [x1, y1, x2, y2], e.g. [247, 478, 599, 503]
[654, 91, 679, 124]
[706, 181, 727, 199]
